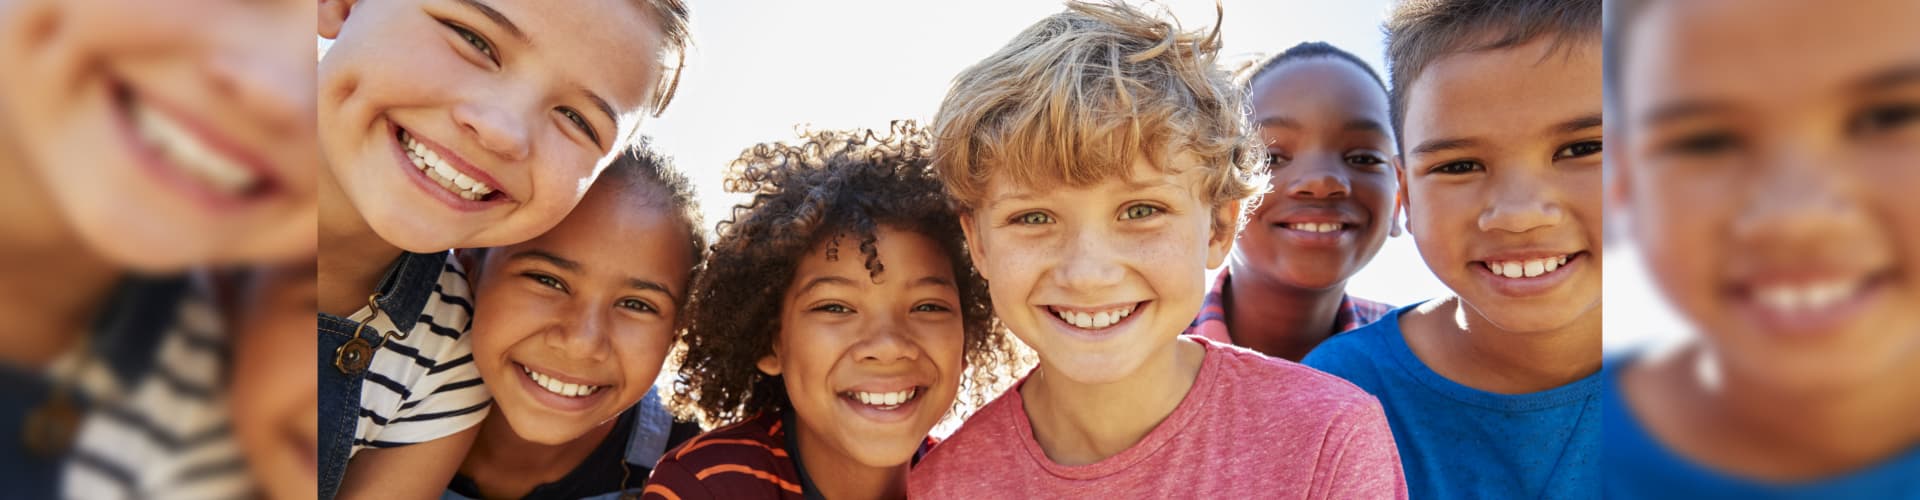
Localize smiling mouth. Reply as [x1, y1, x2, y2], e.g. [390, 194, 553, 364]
[839, 387, 923, 411]
[1046, 302, 1142, 330]
[521, 364, 605, 398]
[117, 84, 271, 199]
[396, 127, 501, 202]
[1280, 222, 1349, 233]
[1479, 253, 1581, 279]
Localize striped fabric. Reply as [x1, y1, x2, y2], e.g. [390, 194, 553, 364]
[643, 412, 807, 500]
[61, 279, 251, 500]
[1188, 268, 1393, 345]
[347, 255, 490, 455]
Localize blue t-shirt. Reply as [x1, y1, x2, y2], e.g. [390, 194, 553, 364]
[1603, 354, 1920, 499]
[1302, 304, 1600, 499]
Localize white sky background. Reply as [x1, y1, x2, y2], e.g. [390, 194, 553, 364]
[646, 0, 1457, 306]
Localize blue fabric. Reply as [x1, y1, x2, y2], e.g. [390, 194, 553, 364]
[1303, 304, 1600, 499]
[1602, 354, 1920, 499]
[317, 250, 452, 500]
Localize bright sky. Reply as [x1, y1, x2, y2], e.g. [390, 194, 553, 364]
[645, 0, 1453, 306]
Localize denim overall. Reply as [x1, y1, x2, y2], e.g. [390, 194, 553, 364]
[0, 277, 183, 498]
[437, 387, 683, 500]
[318, 251, 449, 500]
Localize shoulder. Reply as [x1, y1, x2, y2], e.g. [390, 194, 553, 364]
[911, 383, 1028, 481]
[1303, 309, 1404, 376]
[651, 413, 801, 498]
[1199, 337, 1381, 416]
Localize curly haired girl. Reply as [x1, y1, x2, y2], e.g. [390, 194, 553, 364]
[644, 122, 1020, 500]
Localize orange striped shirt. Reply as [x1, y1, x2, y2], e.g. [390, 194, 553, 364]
[644, 412, 807, 499]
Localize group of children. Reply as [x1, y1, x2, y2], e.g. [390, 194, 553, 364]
[0, 0, 1910, 497]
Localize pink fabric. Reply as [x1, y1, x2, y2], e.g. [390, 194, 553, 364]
[910, 337, 1408, 498]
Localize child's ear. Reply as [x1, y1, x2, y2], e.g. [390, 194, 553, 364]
[1206, 200, 1243, 269]
[318, 0, 359, 40]
[958, 212, 989, 281]
[1395, 156, 1414, 235]
[755, 352, 782, 376]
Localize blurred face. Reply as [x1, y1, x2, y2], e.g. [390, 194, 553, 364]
[1234, 58, 1399, 290]
[1619, 0, 1920, 391]
[759, 226, 965, 468]
[0, 0, 316, 270]
[230, 264, 320, 500]
[962, 157, 1235, 385]
[317, 0, 662, 252]
[468, 187, 692, 445]
[1399, 37, 1604, 333]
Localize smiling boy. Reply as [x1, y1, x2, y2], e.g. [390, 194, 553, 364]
[1301, 0, 1604, 498]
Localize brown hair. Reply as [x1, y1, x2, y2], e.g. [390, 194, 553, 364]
[670, 122, 1023, 428]
[929, 0, 1263, 237]
[1384, 0, 1601, 148]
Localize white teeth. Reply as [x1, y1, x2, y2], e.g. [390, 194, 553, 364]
[1754, 280, 1859, 313]
[401, 130, 498, 200]
[1287, 222, 1342, 233]
[132, 99, 260, 195]
[522, 365, 601, 398]
[850, 388, 917, 408]
[1052, 304, 1136, 329]
[1486, 255, 1574, 279]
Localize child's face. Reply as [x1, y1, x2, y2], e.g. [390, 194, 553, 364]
[760, 225, 965, 468]
[1618, 0, 1920, 389]
[1399, 37, 1604, 333]
[962, 157, 1235, 385]
[467, 187, 692, 445]
[317, 0, 663, 252]
[1234, 59, 1399, 290]
[230, 264, 320, 500]
[0, 0, 316, 269]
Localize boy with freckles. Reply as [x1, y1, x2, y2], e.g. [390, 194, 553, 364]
[1302, 0, 1604, 498]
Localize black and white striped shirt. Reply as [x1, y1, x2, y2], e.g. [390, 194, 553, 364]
[345, 253, 490, 455]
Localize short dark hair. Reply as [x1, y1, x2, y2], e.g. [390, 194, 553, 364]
[1384, 0, 1601, 149]
[1243, 41, 1386, 95]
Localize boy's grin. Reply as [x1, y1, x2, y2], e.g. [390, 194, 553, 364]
[835, 380, 931, 423]
[511, 360, 615, 413]
[117, 81, 276, 204]
[1044, 301, 1146, 332]
[390, 121, 511, 211]
[1471, 250, 1589, 296]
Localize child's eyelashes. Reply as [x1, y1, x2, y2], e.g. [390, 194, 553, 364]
[1009, 211, 1053, 226]
[439, 20, 498, 65]
[812, 303, 854, 314]
[1345, 151, 1391, 170]
[1658, 130, 1741, 159]
[556, 107, 601, 146]
[617, 297, 659, 314]
[912, 302, 953, 313]
[1427, 160, 1484, 175]
[1264, 151, 1291, 166]
[1119, 203, 1162, 220]
[1849, 102, 1920, 137]
[523, 272, 567, 292]
[1554, 140, 1603, 161]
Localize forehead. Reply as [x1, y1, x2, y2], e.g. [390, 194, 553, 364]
[502, 189, 688, 272]
[1622, 0, 1920, 121]
[1250, 59, 1390, 123]
[793, 226, 955, 284]
[483, 0, 664, 115]
[1402, 37, 1601, 151]
[980, 152, 1205, 205]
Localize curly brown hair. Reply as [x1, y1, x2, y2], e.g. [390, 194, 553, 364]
[670, 121, 1023, 428]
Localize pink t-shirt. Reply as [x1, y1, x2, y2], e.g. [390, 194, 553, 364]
[910, 337, 1408, 498]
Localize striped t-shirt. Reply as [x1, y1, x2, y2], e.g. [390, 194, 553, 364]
[58, 277, 250, 500]
[343, 253, 490, 454]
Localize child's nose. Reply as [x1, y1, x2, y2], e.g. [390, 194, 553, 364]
[1053, 226, 1126, 290]
[1284, 157, 1352, 199]
[547, 306, 612, 362]
[853, 312, 921, 363]
[452, 100, 533, 162]
[1478, 172, 1566, 233]
[1731, 151, 1869, 251]
[207, 30, 312, 136]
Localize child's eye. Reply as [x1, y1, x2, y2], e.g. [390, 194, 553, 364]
[1345, 152, 1388, 168]
[1428, 160, 1484, 175]
[813, 303, 853, 314]
[1119, 204, 1162, 220]
[440, 21, 498, 64]
[617, 298, 657, 314]
[1265, 151, 1291, 166]
[1849, 102, 1920, 137]
[1660, 131, 1740, 158]
[1011, 211, 1053, 225]
[557, 107, 601, 146]
[912, 303, 951, 313]
[523, 272, 567, 292]
[1554, 140, 1604, 160]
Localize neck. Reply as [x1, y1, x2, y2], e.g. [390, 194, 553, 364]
[460, 406, 618, 499]
[1020, 336, 1205, 465]
[792, 417, 908, 500]
[1697, 347, 1920, 477]
[1409, 297, 1601, 394]
[317, 168, 404, 316]
[0, 148, 124, 368]
[1222, 264, 1348, 361]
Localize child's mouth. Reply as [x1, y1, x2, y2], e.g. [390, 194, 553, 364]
[114, 82, 275, 204]
[396, 127, 503, 202]
[1479, 253, 1577, 279]
[839, 387, 923, 411]
[1731, 272, 1893, 334]
[1046, 301, 1144, 331]
[520, 363, 607, 399]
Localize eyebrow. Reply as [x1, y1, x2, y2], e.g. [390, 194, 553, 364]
[1409, 113, 1603, 156]
[1408, 136, 1484, 156]
[455, 0, 528, 44]
[581, 86, 617, 138]
[794, 275, 857, 297]
[1552, 113, 1605, 135]
[1853, 62, 1920, 93]
[1259, 116, 1392, 136]
[912, 276, 956, 289]
[1639, 100, 1735, 128]
[986, 177, 1178, 206]
[630, 278, 678, 302]
[509, 249, 577, 271]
